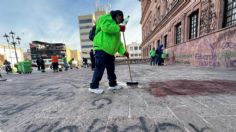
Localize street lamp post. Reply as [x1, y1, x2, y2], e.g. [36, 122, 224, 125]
[3, 31, 21, 64]
[3, 33, 13, 64]
[15, 36, 21, 63]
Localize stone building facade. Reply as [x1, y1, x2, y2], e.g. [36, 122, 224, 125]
[139, 0, 236, 68]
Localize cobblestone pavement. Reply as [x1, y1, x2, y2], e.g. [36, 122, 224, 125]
[0, 64, 236, 132]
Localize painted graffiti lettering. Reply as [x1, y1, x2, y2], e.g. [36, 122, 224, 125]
[25, 124, 49, 132]
[156, 122, 184, 132]
[175, 61, 191, 65]
[86, 118, 108, 132]
[123, 117, 149, 132]
[0, 104, 17, 111]
[198, 61, 220, 67]
[189, 123, 210, 132]
[54, 126, 79, 132]
[46, 87, 60, 91]
[195, 52, 220, 67]
[54, 92, 75, 100]
[23, 117, 214, 132]
[172, 27, 236, 68]
[195, 53, 217, 61]
[90, 98, 112, 110]
[221, 42, 236, 50]
[46, 121, 61, 132]
[219, 42, 236, 68]
[0, 119, 9, 124]
[218, 51, 236, 59]
[0, 91, 75, 101]
[25, 121, 60, 132]
[86, 117, 149, 132]
[86, 117, 212, 132]
[0, 103, 35, 116]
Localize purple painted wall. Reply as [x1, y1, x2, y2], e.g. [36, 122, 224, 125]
[167, 26, 236, 68]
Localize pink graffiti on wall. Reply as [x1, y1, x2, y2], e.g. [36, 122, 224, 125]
[219, 41, 236, 67]
[175, 27, 236, 68]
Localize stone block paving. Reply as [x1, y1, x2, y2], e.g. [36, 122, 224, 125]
[0, 64, 236, 132]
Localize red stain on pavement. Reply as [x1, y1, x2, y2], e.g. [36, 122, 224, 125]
[149, 80, 236, 97]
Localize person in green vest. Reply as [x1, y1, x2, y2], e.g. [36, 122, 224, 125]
[161, 50, 169, 65]
[68, 58, 74, 69]
[62, 55, 68, 71]
[89, 10, 129, 94]
[149, 47, 156, 66]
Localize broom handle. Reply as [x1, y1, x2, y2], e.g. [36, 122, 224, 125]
[122, 32, 133, 82]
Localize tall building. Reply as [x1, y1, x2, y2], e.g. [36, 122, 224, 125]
[139, 0, 236, 68]
[78, 10, 107, 60]
[78, 14, 95, 59]
[0, 44, 24, 66]
[78, 0, 110, 61]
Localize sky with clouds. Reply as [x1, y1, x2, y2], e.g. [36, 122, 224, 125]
[0, 0, 142, 52]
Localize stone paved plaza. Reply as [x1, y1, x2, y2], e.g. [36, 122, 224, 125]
[0, 64, 236, 132]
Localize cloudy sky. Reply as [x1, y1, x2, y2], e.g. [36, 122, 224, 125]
[0, 0, 142, 52]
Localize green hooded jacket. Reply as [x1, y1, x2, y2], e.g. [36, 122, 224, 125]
[62, 57, 67, 63]
[149, 49, 156, 57]
[93, 14, 125, 55]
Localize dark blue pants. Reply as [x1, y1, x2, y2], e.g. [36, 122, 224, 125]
[150, 56, 156, 66]
[158, 53, 163, 65]
[90, 50, 117, 89]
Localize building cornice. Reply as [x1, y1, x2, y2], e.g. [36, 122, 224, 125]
[140, 0, 151, 24]
[141, 0, 190, 48]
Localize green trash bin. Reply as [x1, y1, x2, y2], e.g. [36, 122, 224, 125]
[17, 61, 33, 74]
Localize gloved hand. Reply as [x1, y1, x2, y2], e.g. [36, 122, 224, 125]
[124, 51, 129, 58]
[120, 25, 126, 32]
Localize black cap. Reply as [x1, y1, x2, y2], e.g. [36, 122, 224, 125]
[110, 10, 124, 22]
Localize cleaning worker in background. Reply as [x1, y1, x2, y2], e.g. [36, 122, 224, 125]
[157, 44, 164, 66]
[36, 57, 41, 71]
[149, 47, 156, 66]
[161, 50, 169, 65]
[68, 58, 74, 69]
[51, 55, 59, 72]
[62, 55, 68, 71]
[90, 49, 95, 71]
[39, 56, 45, 72]
[89, 10, 129, 94]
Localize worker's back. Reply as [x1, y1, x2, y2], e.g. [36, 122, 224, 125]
[51, 55, 59, 63]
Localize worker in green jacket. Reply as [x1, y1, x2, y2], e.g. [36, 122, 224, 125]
[62, 55, 68, 71]
[149, 48, 156, 66]
[89, 10, 129, 94]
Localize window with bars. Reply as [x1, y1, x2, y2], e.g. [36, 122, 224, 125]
[175, 23, 181, 44]
[157, 40, 160, 48]
[224, 0, 236, 27]
[164, 35, 167, 48]
[189, 11, 199, 39]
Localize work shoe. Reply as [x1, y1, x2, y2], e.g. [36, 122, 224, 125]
[89, 88, 104, 94]
[108, 85, 123, 90]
